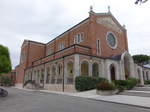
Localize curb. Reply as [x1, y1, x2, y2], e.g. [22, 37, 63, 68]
[87, 98, 150, 110]
[36, 90, 150, 109]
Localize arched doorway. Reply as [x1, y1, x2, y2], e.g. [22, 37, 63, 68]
[57, 63, 63, 84]
[33, 70, 36, 82]
[92, 62, 99, 77]
[58, 63, 63, 76]
[110, 64, 116, 81]
[67, 61, 74, 84]
[143, 71, 145, 80]
[146, 71, 149, 80]
[40, 69, 44, 87]
[46, 67, 50, 84]
[51, 65, 56, 84]
[81, 61, 89, 76]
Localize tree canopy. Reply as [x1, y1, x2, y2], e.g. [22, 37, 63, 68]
[135, 0, 148, 4]
[132, 54, 150, 64]
[0, 45, 12, 74]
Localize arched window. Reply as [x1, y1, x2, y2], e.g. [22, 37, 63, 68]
[146, 71, 149, 80]
[92, 63, 99, 77]
[51, 65, 56, 84]
[74, 32, 84, 44]
[58, 64, 63, 75]
[59, 42, 64, 50]
[67, 61, 74, 84]
[46, 67, 50, 84]
[81, 61, 89, 76]
[96, 40, 100, 55]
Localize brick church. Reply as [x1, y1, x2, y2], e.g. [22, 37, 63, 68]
[14, 7, 150, 91]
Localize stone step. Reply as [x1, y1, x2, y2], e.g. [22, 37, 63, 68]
[119, 90, 150, 97]
[132, 87, 150, 91]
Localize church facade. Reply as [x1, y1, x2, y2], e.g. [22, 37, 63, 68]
[14, 9, 150, 91]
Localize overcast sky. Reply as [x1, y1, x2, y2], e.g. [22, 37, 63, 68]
[0, 0, 150, 68]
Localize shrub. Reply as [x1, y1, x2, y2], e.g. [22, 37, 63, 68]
[113, 80, 128, 87]
[144, 80, 150, 85]
[96, 81, 116, 91]
[113, 80, 127, 91]
[0, 75, 11, 86]
[116, 85, 125, 92]
[113, 78, 138, 90]
[126, 78, 138, 90]
[75, 76, 106, 91]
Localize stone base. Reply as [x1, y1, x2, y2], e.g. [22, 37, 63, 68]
[44, 84, 76, 92]
[15, 83, 23, 88]
[96, 89, 118, 95]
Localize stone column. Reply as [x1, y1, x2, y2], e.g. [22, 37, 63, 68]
[64, 62, 67, 84]
[44, 66, 47, 87]
[120, 61, 126, 80]
[134, 64, 138, 79]
[115, 63, 120, 80]
[129, 61, 135, 78]
[74, 54, 80, 77]
[105, 60, 111, 82]
[139, 68, 144, 86]
[39, 69, 41, 85]
[89, 61, 92, 76]
[100, 60, 105, 78]
[55, 64, 58, 84]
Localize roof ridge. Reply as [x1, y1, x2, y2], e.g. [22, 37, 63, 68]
[46, 17, 89, 44]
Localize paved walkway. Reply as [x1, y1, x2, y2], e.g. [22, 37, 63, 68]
[14, 86, 150, 109]
[2, 87, 150, 112]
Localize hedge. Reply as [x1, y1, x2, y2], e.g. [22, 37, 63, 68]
[75, 76, 138, 92]
[126, 78, 138, 89]
[114, 78, 138, 90]
[75, 76, 106, 91]
[144, 80, 150, 85]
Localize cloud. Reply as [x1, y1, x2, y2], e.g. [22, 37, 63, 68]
[0, 0, 149, 68]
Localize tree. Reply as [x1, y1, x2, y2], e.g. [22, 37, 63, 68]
[132, 54, 150, 64]
[135, 0, 148, 4]
[0, 45, 12, 74]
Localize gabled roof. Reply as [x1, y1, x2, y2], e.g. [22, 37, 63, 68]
[46, 17, 89, 44]
[21, 39, 45, 48]
[92, 11, 126, 32]
[21, 11, 125, 47]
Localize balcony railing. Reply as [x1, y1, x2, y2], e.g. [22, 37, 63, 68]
[32, 44, 91, 66]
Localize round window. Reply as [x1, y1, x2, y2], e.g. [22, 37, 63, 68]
[106, 32, 117, 49]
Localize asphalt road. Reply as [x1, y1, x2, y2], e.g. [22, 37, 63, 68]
[0, 87, 150, 112]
